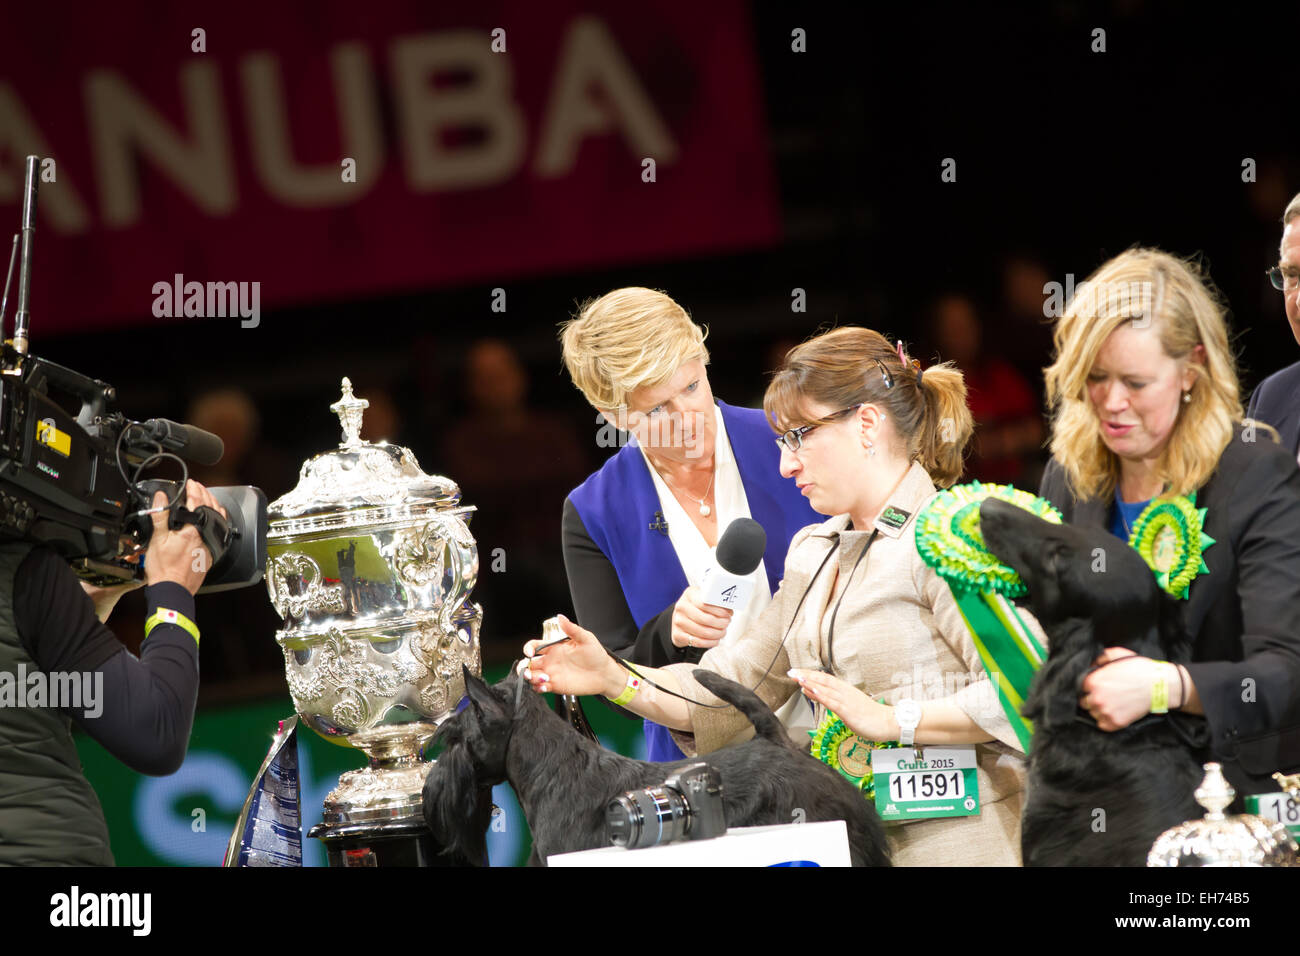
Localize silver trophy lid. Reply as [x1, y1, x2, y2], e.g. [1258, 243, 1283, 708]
[268, 378, 464, 533]
[1147, 762, 1298, 867]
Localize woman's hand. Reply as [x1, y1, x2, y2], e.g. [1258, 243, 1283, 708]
[522, 614, 626, 697]
[671, 585, 733, 650]
[1080, 647, 1177, 731]
[789, 669, 899, 741]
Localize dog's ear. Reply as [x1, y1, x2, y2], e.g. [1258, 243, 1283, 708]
[463, 665, 506, 721]
[430, 713, 461, 754]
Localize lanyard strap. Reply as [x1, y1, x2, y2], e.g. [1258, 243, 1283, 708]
[824, 529, 879, 675]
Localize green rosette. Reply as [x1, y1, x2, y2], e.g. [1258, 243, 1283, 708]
[914, 482, 1064, 598]
[1126, 491, 1214, 601]
[915, 482, 1063, 753]
[809, 709, 899, 801]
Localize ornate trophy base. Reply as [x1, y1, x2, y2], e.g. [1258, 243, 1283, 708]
[308, 758, 484, 867]
[309, 819, 461, 867]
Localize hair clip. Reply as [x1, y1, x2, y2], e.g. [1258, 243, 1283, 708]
[873, 358, 894, 390]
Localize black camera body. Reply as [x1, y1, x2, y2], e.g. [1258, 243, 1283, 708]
[0, 352, 267, 593]
[606, 762, 727, 850]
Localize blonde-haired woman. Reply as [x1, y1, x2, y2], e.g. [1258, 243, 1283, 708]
[559, 287, 819, 761]
[1041, 247, 1300, 802]
[532, 326, 1045, 865]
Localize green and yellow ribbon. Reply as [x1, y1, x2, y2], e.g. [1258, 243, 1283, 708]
[914, 482, 1061, 753]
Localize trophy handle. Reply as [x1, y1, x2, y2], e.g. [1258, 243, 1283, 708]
[437, 513, 477, 637]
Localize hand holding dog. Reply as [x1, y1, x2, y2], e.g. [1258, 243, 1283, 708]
[522, 614, 625, 697]
[789, 669, 898, 741]
[1080, 647, 1182, 731]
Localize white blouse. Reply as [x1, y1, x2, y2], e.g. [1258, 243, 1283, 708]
[636, 405, 773, 644]
[637, 406, 814, 737]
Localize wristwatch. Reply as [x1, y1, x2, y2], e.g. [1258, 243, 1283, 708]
[895, 698, 922, 747]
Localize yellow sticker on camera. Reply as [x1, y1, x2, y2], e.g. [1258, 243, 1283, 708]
[36, 418, 71, 457]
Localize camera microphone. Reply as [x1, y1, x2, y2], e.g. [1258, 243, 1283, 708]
[140, 418, 225, 466]
[698, 517, 766, 618]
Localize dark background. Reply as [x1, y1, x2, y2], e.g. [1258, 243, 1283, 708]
[9, 1, 1300, 700]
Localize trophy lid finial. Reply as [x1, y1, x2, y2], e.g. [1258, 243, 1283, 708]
[1194, 762, 1235, 821]
[330, 377, 369, 448]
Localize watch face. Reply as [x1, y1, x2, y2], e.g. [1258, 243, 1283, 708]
[896, 699, 921, 728]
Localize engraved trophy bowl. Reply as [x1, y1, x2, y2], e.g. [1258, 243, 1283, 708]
[266, 378, 482, 855]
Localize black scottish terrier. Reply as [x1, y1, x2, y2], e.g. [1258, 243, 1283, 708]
[979, 497, 1207, 866]
[422, 666, 891, 866]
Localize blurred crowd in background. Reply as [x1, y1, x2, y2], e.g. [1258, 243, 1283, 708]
[8, 2, 1299, 703]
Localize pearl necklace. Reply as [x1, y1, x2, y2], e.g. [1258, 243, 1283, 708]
[659, 465, 716, 517]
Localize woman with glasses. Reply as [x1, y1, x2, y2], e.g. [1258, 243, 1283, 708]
[531, 326, 1045, 865]
[558, 288, 819, 761]
[1038, 247, 1300, 805]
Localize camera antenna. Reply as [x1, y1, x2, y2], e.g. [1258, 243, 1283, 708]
[12, 155, 38, 356]
[0, 234, 17, 335]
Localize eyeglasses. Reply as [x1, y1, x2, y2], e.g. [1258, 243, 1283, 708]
[775, 404, 864, 452]
[1267, 266, 1300, 292]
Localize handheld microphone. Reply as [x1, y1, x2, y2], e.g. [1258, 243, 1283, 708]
[140, 418, 225, 466]
[699, 517, 766, 615]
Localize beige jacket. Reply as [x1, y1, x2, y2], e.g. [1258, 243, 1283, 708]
[664, 461, 1048, 866]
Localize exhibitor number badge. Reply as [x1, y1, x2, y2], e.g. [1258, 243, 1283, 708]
[1245, 792, 1300, 840]
[871, 745, 980, 821]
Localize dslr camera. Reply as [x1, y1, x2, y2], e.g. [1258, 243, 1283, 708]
[606, 762, 727, 850]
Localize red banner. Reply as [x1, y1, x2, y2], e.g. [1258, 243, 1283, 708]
[0, 2, 779, 333]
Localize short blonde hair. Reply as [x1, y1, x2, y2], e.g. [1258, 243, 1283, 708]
[559, 287, 709, 410]
[1285, 191, 1300, 226]
[1044, 247, 1244, 500]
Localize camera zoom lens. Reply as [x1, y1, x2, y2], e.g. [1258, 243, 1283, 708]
[607, 787, 690, 849]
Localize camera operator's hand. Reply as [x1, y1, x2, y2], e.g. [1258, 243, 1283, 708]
[144, 480, 227, 595]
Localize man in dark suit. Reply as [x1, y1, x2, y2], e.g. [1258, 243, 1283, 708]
[1247, 191, 1300, 461]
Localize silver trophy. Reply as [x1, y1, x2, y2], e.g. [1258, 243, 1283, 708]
[265, 378, 482, 865]
[1147, 762, 1298, 867]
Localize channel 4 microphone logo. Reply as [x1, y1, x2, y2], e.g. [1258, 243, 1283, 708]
[720, 585, 739, 606]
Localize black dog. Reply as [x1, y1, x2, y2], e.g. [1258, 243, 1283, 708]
[422, 666, 891, 866]
[979, 497, 1207, 866]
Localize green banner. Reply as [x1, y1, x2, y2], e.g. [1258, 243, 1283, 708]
[76, 666, 645, 866]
